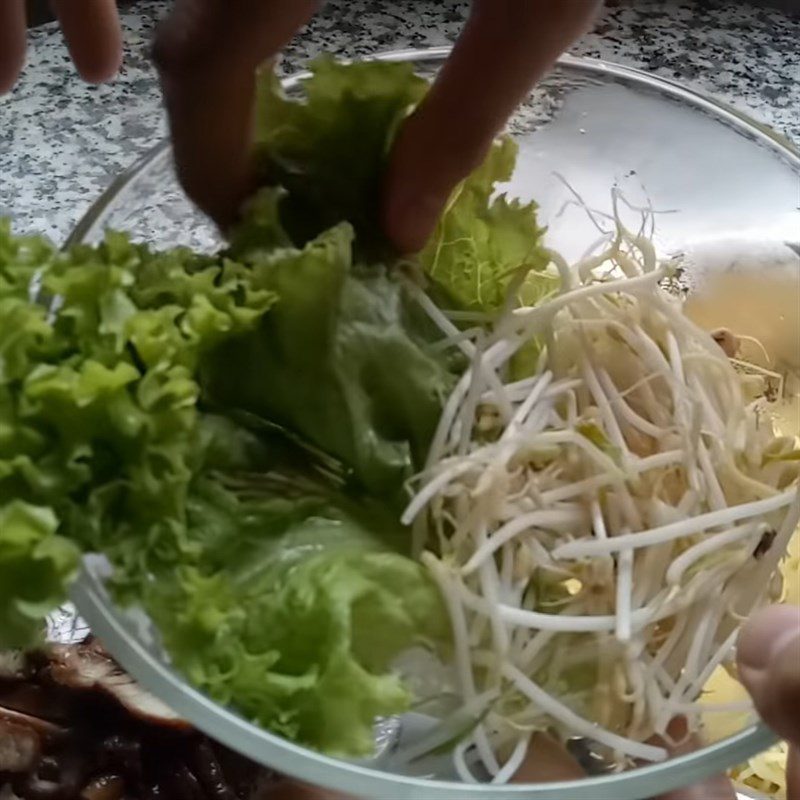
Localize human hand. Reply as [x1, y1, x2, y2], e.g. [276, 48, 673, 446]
[661, 605, 800, 800]
[152, 0, 601, 249]
[737, 605, 800, 798]
[0, 0, 122, 93]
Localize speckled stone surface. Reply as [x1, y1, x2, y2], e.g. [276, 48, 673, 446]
[1, 0, 798, 241]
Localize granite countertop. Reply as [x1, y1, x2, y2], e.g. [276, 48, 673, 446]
[1, 0, 798, 242]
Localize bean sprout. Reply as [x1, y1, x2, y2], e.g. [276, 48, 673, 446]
[403, 195, 799, 780]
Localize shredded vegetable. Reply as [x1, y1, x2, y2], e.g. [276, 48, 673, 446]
[405, 196, 800, 779]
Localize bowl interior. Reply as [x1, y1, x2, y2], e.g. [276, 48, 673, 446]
[68, 48, 800, 800]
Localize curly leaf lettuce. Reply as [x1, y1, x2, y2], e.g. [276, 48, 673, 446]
[419, 137, 553, 311]
[0, 501, 80, 649]
[147, 468, 446, 755]
[254, 56, 427, 253]
[0, 220, 277, 641]
[0, 214, 450, 752]
[253, 59, 551, 312]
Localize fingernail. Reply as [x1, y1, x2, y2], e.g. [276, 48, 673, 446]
[738, 605, 800, 673]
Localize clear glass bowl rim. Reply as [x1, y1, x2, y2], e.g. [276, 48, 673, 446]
[67, 47, 794, 800]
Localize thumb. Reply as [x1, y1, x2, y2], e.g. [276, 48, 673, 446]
[738, 605, 800, 745]
[382, 0, 601, 253]
[737, 605, 800, 800]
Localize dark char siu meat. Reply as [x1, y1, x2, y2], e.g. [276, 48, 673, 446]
[0, 638, 279, 800]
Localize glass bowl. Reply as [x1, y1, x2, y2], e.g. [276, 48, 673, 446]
[66, 48, 800, 800]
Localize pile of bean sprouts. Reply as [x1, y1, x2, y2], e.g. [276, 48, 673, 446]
[402, 196, 800, 783]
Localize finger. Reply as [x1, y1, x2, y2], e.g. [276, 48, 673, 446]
[153, 0, 319, 227]
[0, 0, 27, 94]
[50, 0, 123, 83]
[737, 604, 800, 745]
[383, 0, 602, 253]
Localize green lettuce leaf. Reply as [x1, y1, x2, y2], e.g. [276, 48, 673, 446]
[419, 137, 552, 311]
[0, 501, 80, 649]
[254, 56, 427, 254]
[0, 215, 450, 753]
[209, 203, 456, 500]
[146, 467, 446, 755]
[252, 59, 551, 313]
[0, 221, 277, 635]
